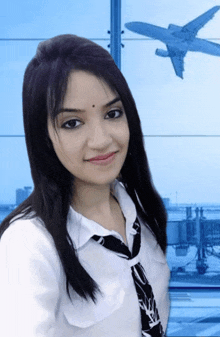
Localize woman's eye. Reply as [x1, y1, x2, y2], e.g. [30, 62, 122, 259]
[61, 119, 82, 129]
[106, 109, 123, 119]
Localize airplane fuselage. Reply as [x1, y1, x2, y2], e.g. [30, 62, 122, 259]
[125, 6, 220, 78]
[127, 22, 220, 56]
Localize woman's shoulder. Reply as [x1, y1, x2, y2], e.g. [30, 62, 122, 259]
[0, 215, 58, 261]
[2, 214, 46, 239]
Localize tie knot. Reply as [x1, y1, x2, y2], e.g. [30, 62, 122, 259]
[127, 255, 140, 267]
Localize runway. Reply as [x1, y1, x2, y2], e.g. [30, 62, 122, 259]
[167, 287, 220, 336]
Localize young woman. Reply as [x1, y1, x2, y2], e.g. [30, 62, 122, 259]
[0, 34, 170, 337]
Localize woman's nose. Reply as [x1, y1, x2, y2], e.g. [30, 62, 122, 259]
[87, 122, 112, 150]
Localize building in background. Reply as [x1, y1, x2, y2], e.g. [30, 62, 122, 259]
[16, 186, 32, 205]
[163, 198, 170, 209]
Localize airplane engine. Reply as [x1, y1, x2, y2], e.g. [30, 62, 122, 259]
[155, 48, 169, 57]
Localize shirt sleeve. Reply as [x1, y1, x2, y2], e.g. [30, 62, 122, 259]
[0, 219, 62, 337]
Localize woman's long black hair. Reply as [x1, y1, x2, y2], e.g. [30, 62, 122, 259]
[0, 34, 167, 302]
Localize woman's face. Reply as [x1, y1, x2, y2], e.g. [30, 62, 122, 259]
[48, 70, 130, 189]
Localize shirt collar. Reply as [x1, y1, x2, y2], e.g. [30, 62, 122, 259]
[67, 180, 137, 249]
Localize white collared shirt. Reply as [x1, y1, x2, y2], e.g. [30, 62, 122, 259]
[0, 181, 170, 337]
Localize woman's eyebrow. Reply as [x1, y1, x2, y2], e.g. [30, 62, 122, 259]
[57, 108, 85, 114]
[105, 96, 121, 107]
[57, 97, 121, 114]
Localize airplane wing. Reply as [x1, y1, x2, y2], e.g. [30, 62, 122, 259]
[181, 6, 220, 38]
[167, 45, 186, 79]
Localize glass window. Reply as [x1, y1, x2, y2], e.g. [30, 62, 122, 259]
[122, 1, 220, 135]
[0, 41, 39, 134]
[0, 137, 32, 215]
[122, 40, 220, 135]
[1, 0, 110, 39]
[122, 1, 220, 335]
[1, 0, 220, 334]
[0, 0, 110, 212]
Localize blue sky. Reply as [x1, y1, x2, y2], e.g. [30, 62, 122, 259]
[1, 0, 220, 204]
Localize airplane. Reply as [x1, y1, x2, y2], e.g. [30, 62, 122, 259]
[125, 6, 220, 78]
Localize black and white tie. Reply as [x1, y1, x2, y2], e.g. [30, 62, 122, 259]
[93, 218, 165, 337]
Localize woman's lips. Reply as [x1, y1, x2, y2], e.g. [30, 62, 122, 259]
[87, 152, 117, 166]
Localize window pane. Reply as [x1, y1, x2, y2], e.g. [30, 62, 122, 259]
[145, 137, 220, 204]
[145, 136, 220, 334]
[0, 138, 32, 211]
[0, 41, 39, 134]
[122, 1, 220, 135]
[122, 1, 220, 332]
[1, 0, 110, 39]
[145, 136, 220, 284]
[122, 1, 220, 38]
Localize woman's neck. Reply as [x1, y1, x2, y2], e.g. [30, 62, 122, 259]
[72, 181, 112, 216]
[72, 180, 127, 243]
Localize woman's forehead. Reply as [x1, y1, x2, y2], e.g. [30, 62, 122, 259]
[63, 71, 118, 108]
